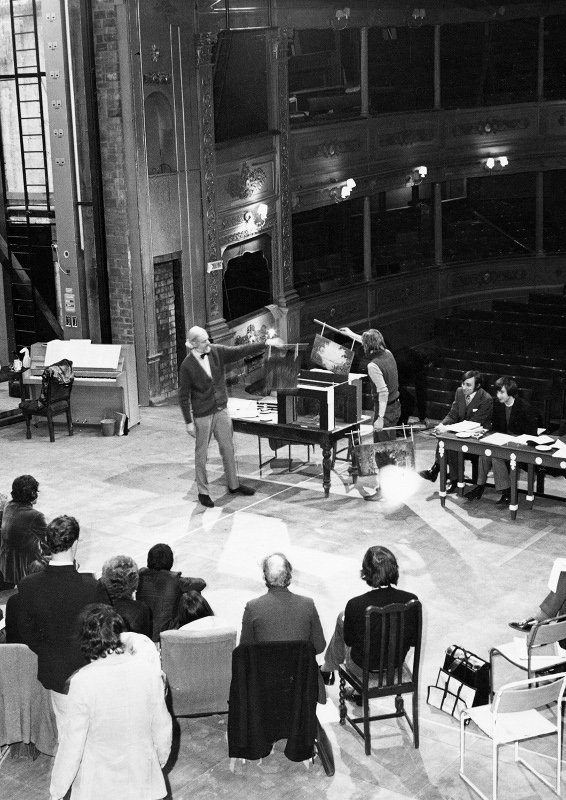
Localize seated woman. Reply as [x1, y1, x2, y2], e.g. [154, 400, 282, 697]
[321, 546, 419, 683]
[49, 604, 172, 800]
[169, 590, 224, 631]
[0, 475, 47, 587]
[137, 543, 206, 641]
[99, 555, 152, 639]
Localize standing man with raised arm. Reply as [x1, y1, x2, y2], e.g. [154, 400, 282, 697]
[179, 326, 284, 508]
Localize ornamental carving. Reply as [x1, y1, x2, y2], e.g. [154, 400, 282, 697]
[451, 117, 530, 137]
[143, 72, 171, 84]
[379, 128, 434, 147]
[377, 279, 436, 306]
[195, 31, 216, 68]
[226, 163, 267, 200]
[269, 27, 293, 60]
[299, 138, 361, 160]
[468, 268, 528, 289]
[273, 29, 294, 289]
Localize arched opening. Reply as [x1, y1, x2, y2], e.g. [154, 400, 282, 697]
[221, 235, 272, 323]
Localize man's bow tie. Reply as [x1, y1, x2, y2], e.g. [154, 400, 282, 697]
[200, 353, 208, 360]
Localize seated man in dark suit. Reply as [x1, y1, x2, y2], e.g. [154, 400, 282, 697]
[419, 370, 493, 493]
[465, 376, 539, 504]
[510, 560, 566, 632]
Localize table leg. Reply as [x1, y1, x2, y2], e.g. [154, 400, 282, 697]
[439, 439, 447, 508]
[457, 452, 465, 497]
[526, 464, 535, 510]
[322, 445, 332, 497]
[509, 453, 518, 520]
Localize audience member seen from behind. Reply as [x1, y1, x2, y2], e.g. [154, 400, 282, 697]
[465, 376, 539, 505]
[170, 590, 223, 631]
[4, 559, 45, 644]
[17, 515, 98, 732]
[0, 475, 47, 588]
[99, 555, 152, 638]
[137, 543, 206, 642]
[49, 603, 172, 800]
[321, 546, 419, 686]
[419, 370, 493, 493]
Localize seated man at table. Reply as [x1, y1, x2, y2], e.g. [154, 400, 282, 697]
[419, 370, 493, 492]
[465, 376, 539, 504]
[509, 559, 566, 633]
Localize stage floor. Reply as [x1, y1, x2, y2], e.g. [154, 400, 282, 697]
[1, 398, 566, 800]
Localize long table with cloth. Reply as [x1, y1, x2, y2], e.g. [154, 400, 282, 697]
[436, 432, 566, 520]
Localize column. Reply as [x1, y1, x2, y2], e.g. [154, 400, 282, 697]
[363, 195, 371, 281]
[195, 32, 229, 342]
[360, 27, 369, 116]
[537, 16, 544, 102]
[536, 171, 544, 257]
[433, 182, 443, 266]
[434, 25, 441, 110]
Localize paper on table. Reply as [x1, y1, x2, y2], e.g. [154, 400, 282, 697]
[445, 421, 482, 433]
[480, 432, 512, 445]
[510, 434, 556, 446]
[227, 398, 259, 419]
[552, 448, 566, 459]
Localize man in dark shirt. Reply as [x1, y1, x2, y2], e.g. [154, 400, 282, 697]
[17, 515, 98, 733]
[322, 546, 419, 680]
[465, 376, 539, 504]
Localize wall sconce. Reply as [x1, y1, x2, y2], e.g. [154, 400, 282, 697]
[331, 6, 350, 29]
[484, 156, 509, 171]
[405, 166, 427, 187]
[243, 204, 268, 230]
[409, 7, 425, 27]
[257, 203, 268, 221]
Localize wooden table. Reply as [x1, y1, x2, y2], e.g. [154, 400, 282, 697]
[437, 433, 566, 519]
[231, 416, 364, 497]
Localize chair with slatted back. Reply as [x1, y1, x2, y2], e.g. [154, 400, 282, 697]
[19, 359, 74, 443]
[338, 600, 422, 754]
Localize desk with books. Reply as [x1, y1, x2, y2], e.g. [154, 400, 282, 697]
[437, 433, 566, 520]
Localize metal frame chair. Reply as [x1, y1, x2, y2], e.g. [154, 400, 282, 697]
[460, 672, 566, 800]
[338, 599, 422, 754]
[490, 614, 566, 689]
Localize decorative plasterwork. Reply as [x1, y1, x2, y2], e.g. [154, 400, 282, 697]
[466, 268, 528, 288]
[299, 137, 361, 160]
[271, 28, 294, 290]
[225, 163, 267, 200]
[143, 72, 171, 84]
[195, 32, 220, 318]
[451, 117, 530, 137]
[379, 128, 434, 147]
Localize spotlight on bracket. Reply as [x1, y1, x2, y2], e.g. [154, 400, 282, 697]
[405, 166, 427, 187]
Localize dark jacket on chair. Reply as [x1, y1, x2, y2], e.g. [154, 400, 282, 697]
[228, 641, 319, 763]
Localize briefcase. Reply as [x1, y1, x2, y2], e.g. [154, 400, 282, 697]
[427, 644, 490, 716]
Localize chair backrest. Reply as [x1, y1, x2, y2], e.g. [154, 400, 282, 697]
[494, 672, 566, 716]
[362, 600, 422, 689]
[528, 614, 566, 649]
[227, 640, 319, 762]
[0, 643, 57, 755]
[160, 624, 237, 716]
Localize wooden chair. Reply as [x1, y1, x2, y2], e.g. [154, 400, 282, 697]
[19, 359, 74, 443]
[339, 600, 422, 754]
[460, 673, 566, 800]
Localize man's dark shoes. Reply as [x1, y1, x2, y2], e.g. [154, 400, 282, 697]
[229, 484, 256, 496]
[465, 485, 485, 502]
[198, 493, 214, 508]
[419, 463, 440, 483]
[509, 618, 536, 633]
[343, 687, 362, 705]
[496, 490, 511, 505]
[320, 669, 335, 686]
[445, 481, 458, 494]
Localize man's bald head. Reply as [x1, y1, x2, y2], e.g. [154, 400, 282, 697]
[262, 552, 292, 589]
[186, 326, 211, 354]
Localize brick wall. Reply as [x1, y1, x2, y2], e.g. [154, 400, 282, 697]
[93, 0, 135, 345]
[154, 260, 178, 396]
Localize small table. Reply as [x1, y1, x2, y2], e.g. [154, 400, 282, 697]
[437, 434, 566, 520]
[231, 416, 364, 497]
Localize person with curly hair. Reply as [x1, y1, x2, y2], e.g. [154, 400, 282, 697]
[49, 603, 172, 800]
[0, 474, 47, 587]
[99, 555, 152, 638]
[17, 515, 98, 731]
[321, 546, 419, 685]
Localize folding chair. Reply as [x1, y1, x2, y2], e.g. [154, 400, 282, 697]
[490, 614, 566, 688]
[460, 672, 566, 800]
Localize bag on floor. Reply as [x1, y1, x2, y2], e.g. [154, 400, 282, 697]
[427, 644, 491, 716]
